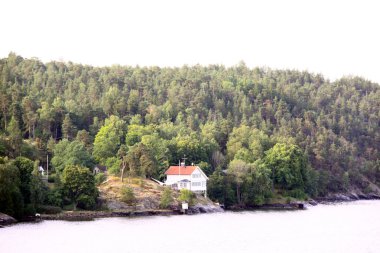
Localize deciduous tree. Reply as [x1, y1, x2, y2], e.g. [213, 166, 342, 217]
[61, 165, 97, 210]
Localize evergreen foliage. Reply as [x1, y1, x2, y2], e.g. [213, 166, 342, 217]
[0, 53, 379, 210]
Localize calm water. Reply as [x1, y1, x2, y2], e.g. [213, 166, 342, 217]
[1, 200, 380, 253]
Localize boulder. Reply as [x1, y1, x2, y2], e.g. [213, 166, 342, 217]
[334, 193, 352, 201]
[187, 203, 224, 214]
[0, 213, 17, 226]
[368, 193, 380, 199]
[347, 192, 359, 200]
[308, 199, 318, 206]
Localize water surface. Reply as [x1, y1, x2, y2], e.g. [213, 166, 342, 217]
[1, 200, 380, 253]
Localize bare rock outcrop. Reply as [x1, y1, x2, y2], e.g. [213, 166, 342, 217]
[0, 213, 17, 227]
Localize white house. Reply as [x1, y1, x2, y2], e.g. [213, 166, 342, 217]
[164, 163, 208, 197]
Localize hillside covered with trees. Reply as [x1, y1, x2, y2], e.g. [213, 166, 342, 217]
[0, 52, 379, 216]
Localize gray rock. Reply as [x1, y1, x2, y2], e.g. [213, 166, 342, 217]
[0, 213, 17, 226]
[368, 193, 380, 199]
[336, 193, 352, 201]
[347, 192, 359, 200]
[187, 203, 224, 214]
[308, 200, 318, 206]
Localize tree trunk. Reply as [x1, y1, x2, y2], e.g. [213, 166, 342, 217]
[120, 160, 126, 182]
[236, 184, 241, 206]
[3, 111, 7, 130]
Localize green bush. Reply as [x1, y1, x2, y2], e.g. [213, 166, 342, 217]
[121, 186, 137, 206]
[178, 189, 195, 206]
[105, 157, 121, 175]
[24, 204, 36, 216]
[0, 138, 8, 156]
[95, 173, 107, 185]
[253, 196, 265, 206]
[46, 188, 63, 207]
[63, 203, 75, 211]
[48, 174, 56, 183]
[160, 187, 173, 209]
[37, 205, 62, 214]
[20, 143, 38, 160]
[77, 194, 96, 210]
[287, 189, 307, 200]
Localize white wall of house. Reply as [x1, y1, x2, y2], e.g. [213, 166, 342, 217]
[189, 168, 207, 192]
[177, 180, 191, 190]
[165, 174, 191, 185]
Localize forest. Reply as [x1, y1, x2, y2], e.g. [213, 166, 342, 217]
[0, 52, 379, 217]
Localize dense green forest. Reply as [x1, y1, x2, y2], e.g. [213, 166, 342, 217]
[0, 52, 379, 216]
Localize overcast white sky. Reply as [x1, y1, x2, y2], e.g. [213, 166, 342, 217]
[1, 0, 379, 83]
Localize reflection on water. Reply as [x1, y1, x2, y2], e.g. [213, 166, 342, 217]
[1, 200, 380, 253]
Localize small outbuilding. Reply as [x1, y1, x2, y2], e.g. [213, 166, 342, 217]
[38, 166, 45, 176]
[93, 165, 107, 175]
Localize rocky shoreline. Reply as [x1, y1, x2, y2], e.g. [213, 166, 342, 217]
[0, 204, 224, 226]
[0, 213, 17, 227]
[40, 209, 180, 221]
[2, 193, 380, 226]
[187, 203, 225, 214]
[226, 192, 380, 211]
[40, 203, 225, 221]
[314, 192, 380, 203]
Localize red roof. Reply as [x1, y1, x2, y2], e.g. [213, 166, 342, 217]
[165, 166, 197, 175]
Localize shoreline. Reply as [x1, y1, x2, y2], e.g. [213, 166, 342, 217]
[315, 192, 380, 203]
[2, 194, 380, 226]
[40, 209, 181, 222]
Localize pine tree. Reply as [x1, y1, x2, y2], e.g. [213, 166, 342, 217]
[7, 116, 22, 156]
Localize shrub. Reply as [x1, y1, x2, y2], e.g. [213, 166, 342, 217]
[37, 205, 62, 214]
[178, 189, 195, 206]
[287, 189, 307, 200]
[46, 188, 63, 207]
[48, 174, 56, 183]
[121, 186, 137, 206]
[105, 157, 121, 175]
[253, 196, 265, 206]
[77, 194, 96, 210]
[348, 169, 368, 189]
[95, 173, 107, 185]
[24, 204, 36, 216]
[160, 187, 173, 209]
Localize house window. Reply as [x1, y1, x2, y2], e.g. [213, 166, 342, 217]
[192, 182, 201, 187]
[192, 174, 201, 178]
[180, 182, 187, 188]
